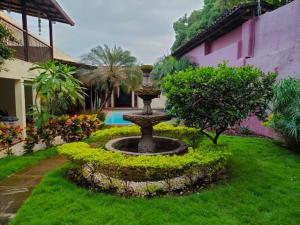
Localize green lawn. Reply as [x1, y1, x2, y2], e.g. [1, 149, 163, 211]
[10, 136, 300, 225]
[0, 147, 57, 181]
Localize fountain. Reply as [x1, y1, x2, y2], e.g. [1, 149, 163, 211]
[105, 65, 188, 156]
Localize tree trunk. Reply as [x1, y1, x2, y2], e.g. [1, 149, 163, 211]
[100, 83, 114, 111]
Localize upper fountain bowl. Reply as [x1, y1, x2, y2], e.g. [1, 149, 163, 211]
[135, 87, 161, 100]
[124, 112, 171, 127]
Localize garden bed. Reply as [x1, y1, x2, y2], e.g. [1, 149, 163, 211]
[58, 124, 230, 197]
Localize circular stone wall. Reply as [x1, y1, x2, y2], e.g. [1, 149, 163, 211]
[105, 136, 188, 156]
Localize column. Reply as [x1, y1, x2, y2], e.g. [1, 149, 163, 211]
[111, 89, 115, 108]
[131, 91, 135, 108]
[15, 79, 26, 138]
[49, 20, 54, 59]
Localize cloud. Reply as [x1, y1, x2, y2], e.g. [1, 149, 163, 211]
[10, 0, 204, 64]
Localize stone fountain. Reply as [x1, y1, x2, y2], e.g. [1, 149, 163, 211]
[105, 65, 187, 156]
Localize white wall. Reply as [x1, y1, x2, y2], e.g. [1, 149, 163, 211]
[137, 94, 167, 110]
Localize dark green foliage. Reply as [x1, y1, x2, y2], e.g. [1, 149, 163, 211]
[172, 0, 291, 51]
[0, 23, 17, 70]
[151, 56, 195, 81]
[31, 61, 85, 120]
[162, 63, 276, 144]
[239, 126, 251, 135]
[271, 78, 300, 150]
[10, 136, 300, 225]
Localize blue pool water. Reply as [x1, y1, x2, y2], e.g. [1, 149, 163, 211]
[105, 111, 133, 125]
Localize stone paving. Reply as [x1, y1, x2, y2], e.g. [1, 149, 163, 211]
[0, 155, 66, 225]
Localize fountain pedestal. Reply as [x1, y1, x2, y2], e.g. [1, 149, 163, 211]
[106, 65, 187, 155]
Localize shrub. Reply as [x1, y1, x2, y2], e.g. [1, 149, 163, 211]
[24, 114, 103, 152]
[0, 123, 23, 155]
[162, 63, 277, 144]
[271, 78, 300, 149]
[0, 23, 17, 71]
[59, 124, 230, 182]
[58, 114, 103, 143]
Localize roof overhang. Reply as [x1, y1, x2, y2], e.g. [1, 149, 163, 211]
[172, 2, 274, 58]
[0, 0, 74, 25]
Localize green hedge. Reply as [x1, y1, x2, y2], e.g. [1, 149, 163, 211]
[59, 124, 230, 181]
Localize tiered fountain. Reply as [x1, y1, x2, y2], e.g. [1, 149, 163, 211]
[105, 65, 188, 156]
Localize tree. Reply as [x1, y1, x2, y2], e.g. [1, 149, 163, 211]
[171, 0, 291, 51]
[270, 78, 300, 150]
[151, 56, 195, 81]
[30, 61, 85, 127]
[162, 63, 276, 144]
[0, 23, 17, 71]
[79, 45, 142, 110]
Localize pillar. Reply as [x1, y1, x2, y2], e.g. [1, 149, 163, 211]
[15, 79, 26, 138]
[49, 20, 54, 59]
[111, 89, 115, 108]
[131, 91, 135, 108]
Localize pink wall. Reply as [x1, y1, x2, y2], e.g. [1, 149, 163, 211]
[210, 26, 242, 53]
[183, 0, 300, 138]
[246, 0, 300, 79]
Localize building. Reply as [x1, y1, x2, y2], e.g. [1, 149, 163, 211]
[172, 0, 300, 138]
[0, 0, 75, 137]
[103, 86, 166, 110]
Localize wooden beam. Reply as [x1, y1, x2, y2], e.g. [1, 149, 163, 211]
[49, 20, 54, 59]
[21, 0, 29, 61]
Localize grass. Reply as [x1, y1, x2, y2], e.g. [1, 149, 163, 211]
[0, 147, 57, 181]
[10, 136, 300, 225]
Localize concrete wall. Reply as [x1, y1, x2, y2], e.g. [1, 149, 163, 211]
[137, 94, 167, 110]
[0, 59, 38, 80]
[182, 0, 300, 138]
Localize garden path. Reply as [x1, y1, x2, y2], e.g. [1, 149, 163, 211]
[0, 155, 66, 225]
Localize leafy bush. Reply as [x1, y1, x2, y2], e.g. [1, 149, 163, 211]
[24, 114, 103, 152]
[30, 61, 85, 129]
[58, 114, 103, 143]
[162, 63, 277, 144]
[59, 124, 230, 182]
[0, 23, 17, 71]
[0, 123, 23, 155]
[271, 78, 300, 149]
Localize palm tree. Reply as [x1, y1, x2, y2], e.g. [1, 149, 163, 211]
[79, 45, 142, 111]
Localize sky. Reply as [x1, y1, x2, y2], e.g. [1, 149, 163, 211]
[9, 0, 203, 64]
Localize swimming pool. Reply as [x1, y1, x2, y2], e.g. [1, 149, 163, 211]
[105, 111, 133, 125]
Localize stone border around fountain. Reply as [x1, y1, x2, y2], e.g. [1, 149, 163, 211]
[105, 136, 188, 156]
[76, 165, 224, 197]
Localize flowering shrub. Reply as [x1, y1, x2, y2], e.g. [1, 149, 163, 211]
[24, 114, 103, 152]
[0, 122, 23, 155]
[58, 114, 102, 143]
[24, 125, 39, 154]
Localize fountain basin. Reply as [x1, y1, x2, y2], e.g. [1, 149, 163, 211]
[105, 136, 188, 156]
